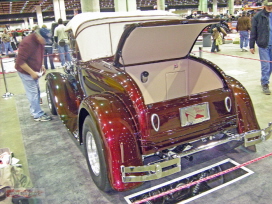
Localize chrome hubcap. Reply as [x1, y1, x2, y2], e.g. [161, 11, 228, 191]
[86, 131, 100, 176]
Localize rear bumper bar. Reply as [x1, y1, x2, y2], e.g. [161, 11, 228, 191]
[121, 123, 272, 183]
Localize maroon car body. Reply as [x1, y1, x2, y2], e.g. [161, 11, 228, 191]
[45, 11, 271, 192]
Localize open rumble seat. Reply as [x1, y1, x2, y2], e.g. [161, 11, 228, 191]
[125, 59, 223, 104]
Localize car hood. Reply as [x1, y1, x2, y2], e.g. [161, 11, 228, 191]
[114, 19, 218, 67]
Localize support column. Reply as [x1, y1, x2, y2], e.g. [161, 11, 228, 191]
[222, 7, 228, 15]
[114, 0, 127, 12]
[198, 1, 202, 11]
[114, 0, 136, 12]
[59, 0, 66, 20]
[53, 0, 60, 21]
[127, 0, 137, 12]
[80, 0, 99, 12]
[228, 0, 234, 15]
[213, 0, 218, 16]
[29, 17, 34, 30]
[53, 0, 66, 22]
[24, 18, 29, 29]
[199, 0, 208, 13]
[157, 0, 165, 11]
[36, 5, 43, 27]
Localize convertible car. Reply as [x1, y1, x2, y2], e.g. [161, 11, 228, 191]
[45, 11, 271, 192]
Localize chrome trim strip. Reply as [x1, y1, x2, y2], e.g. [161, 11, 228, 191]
[225, 96, 232, 112]
[151, 114, 160, 132]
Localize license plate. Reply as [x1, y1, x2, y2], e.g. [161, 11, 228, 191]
[179, 102, 210, 127]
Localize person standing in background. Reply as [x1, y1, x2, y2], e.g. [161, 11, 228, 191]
[236, 11, 251, 52]
[54, 18, 72, 67]
[211, 25, 227, 53]
[250, 0, 272, 95]
[0, 33, 4, 55]
[41, 25, 55, 70]
[2, 29, 14, 56]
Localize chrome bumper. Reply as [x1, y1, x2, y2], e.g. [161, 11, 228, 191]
[121, 123, 272, 183]
[244, 122, 272, 147]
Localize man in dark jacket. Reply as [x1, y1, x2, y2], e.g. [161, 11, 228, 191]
[41, 25, 55, 70]
[236, 11, 251, 52]
[250, 0, 272, 95]
[15, 28, 52, 121]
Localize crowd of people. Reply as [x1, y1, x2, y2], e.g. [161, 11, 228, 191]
[209, 0, 272, 96]
[0, 18, 72, 70]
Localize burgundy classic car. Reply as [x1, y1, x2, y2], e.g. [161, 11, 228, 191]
[45, 11, 271, 192]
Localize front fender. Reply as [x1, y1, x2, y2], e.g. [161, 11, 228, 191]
[79, 93, 143, 191]
[225, 75, 260, 132]
[46, 72, 81, 133]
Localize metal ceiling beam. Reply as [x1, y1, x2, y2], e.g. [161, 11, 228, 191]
[0, 16, 74, 25]
[0, 10, 77, 25]
[0, 0, 40, 2]
[0, 10, 75, 19]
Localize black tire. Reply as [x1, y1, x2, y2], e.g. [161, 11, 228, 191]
[83, 115, 112, 192]
[46, 82, 57, 115]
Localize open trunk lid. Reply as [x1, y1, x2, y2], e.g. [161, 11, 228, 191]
[114, 19, 218, 67]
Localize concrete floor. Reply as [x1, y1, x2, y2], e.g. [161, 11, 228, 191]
[1, 42, 272, 204]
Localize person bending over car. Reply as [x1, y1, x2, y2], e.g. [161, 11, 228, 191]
[15, 27, 52, 122]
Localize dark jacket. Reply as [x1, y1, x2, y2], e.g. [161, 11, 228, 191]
[236, 16, 251, 31]
[15, 33, 44, 75]
[250, 9, 270, 49]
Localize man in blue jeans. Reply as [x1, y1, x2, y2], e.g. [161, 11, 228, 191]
[250, 0, 272, 95]
[54, 18, 72, 67]
[236, 11, 251, 52]
[15, 27, 52, 121]
[2, 29, 14, 56]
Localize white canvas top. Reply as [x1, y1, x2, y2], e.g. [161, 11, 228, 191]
[65, 11, 183, 62]
[66, 11, 181, 36]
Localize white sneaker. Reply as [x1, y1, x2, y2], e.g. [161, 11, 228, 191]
[243, 47, 248, 52]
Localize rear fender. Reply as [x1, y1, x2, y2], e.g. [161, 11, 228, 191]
[226, 75, 260, 132]
[79, 93, 143, 191]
